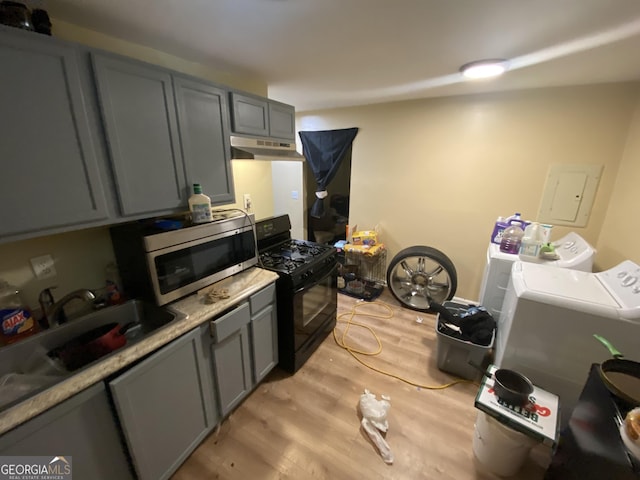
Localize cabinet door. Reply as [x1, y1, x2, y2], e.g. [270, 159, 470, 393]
[268, 102, 296, 140]
[92, 53, 186, 216]
[109, 327, 217, 480]
[0, 382, 133, 480]
[229, 92, 269, 136]
[212, 323, 253, 417]
[251, 304, 279, 383]
[0, 30, 108, 238]
[174, 77, 235, 205]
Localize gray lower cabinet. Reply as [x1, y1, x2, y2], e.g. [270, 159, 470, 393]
[249, 283, 278, 383]
[209, 283, 278, 417]
[210, 302, 253, 417]
[109, 325, 217, 480]
[230, 92, 296, 140]
[173, 76, 235, 204]
[0, 382, 133, 480]
[0, 27, 108, 239]
[91, 53, 186, 217]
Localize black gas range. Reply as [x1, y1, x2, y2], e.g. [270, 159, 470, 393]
[256, 215, 338, 373]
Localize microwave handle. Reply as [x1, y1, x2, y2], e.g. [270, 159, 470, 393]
[294, 262, 338, 294]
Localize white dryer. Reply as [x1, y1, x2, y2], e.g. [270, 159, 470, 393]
[478, 232, 595, 322]
[496, 260, 640, 424]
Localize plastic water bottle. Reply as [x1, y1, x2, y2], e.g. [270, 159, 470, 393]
[499, 222, 524, 254]
[492, 213, 528, 245]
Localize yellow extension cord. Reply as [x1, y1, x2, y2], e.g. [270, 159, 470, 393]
[332, 299, 477, 390]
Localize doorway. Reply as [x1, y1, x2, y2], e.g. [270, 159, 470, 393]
[304, 149, 352, 244]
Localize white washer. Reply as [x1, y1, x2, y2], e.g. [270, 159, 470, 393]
[478, 232, 595, 322]
[496, 260, 640, 424]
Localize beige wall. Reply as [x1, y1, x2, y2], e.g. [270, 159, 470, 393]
[0, 227, 116, 311]
[0, 22, 273, 310]
[298, 83, 640, 300]
[597, 94, 640, 267]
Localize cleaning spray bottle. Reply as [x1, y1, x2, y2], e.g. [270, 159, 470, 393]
[0, 280, 37, 345]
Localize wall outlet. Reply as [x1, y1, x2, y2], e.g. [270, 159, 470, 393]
[30, 254, 57, 279]
[243, 193, 252, 211]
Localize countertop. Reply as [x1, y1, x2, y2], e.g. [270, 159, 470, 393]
[0, 267, 279, 436]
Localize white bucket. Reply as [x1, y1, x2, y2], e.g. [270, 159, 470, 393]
[473, 411, 539, 477]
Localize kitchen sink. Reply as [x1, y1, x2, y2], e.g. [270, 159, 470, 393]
[0, 299, 185, 411]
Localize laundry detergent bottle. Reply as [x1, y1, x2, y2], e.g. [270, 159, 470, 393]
[499, 222, 524, 254]
[519, 222, 544, 259]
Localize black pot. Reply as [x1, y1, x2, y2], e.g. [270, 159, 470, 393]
[0, 1, 32, 30]
[470, 361, 534, 406]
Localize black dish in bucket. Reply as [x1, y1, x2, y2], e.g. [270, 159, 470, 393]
[470, 361, 534, 407]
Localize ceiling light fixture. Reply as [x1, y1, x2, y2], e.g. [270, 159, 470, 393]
[460, 59, 509, 79]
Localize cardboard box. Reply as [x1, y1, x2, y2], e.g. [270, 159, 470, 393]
[352, 230, 377, 245]
[474, 364, 559, 446]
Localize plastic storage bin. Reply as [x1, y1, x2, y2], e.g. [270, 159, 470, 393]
[435, 301, 494, 380]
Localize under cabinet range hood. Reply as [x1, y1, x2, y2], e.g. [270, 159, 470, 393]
[230, 135, 304, 161]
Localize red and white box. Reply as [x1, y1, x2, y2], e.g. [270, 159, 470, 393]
[474, 364, 559, 446]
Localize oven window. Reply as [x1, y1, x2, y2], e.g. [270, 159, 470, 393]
[293, 265, 338, 350]
[302, 282, 334, 327]
[155, 230, 255, 294]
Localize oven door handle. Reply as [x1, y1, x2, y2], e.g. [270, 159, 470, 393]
[294, 262, 338, 294]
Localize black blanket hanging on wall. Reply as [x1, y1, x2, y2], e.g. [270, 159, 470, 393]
[299, 127, 359, 218]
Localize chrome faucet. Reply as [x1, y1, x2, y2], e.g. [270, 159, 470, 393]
[39, 288, 96, 327]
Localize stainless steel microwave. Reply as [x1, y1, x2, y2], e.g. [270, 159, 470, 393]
[110, 213, 258, 305]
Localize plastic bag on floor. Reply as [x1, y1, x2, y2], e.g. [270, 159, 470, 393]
[359, 389, 394, 464]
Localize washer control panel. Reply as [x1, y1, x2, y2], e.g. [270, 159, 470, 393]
[552, 232, 595, 271]
[597, 260, 640, 318]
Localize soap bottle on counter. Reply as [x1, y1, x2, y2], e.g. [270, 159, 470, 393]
[188, 183, 213, 224]
[499, 222, 524, 254]
[0, 280, 37, 346]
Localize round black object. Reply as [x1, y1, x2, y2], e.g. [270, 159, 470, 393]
[31, 8, 51, 35]
[494, 369, 534, 406]
[386, 245, 457, 313]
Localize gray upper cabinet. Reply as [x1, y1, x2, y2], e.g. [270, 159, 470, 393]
[0, 382, 133, 480]
[229, 92, 269, 137]
[268, 101, 296, 140]
[109, 325, 217, 480]
[0, 28, 108, 239]
[230, 92, 296, 140]
[91, 53, 186, 216]
[174, 76, 235, 205]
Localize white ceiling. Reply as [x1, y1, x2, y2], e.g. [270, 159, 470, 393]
[47, 0, 640, 112]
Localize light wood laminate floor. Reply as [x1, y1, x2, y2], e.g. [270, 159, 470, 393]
[172, 290, 549, 479]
